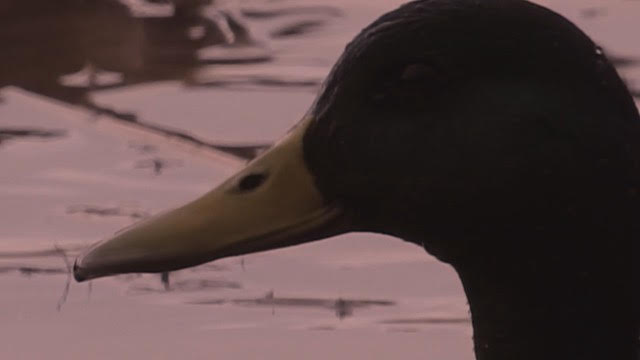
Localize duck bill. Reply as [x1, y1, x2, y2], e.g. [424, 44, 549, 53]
[73, 117, 346, 282]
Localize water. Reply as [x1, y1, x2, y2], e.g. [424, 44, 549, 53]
[1, 1, 638, 359]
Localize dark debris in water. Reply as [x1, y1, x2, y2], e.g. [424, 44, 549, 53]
[0, 128, 67, 146]
[66, 204, 150, 220]
[189, 291, 395, 319]
[161, 272, 171, 290]
[134, 157, 184, 175]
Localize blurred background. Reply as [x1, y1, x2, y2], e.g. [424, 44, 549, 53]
[0, 1, 638, 359]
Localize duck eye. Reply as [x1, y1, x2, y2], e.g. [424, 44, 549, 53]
[237, 173, 268, 192]
[401, 63, 436, 82]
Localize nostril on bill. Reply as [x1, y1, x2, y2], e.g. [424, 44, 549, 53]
[237, 173, 268, 192]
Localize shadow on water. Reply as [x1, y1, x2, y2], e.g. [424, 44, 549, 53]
[189, 291, 395, 320]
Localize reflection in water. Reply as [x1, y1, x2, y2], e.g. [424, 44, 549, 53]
[161, 271, 170, 290]
[1, 0, 246, 95]
[0, 0, 346, 159]
[190, 291, 395, 320]
[0, 0, 276, 158]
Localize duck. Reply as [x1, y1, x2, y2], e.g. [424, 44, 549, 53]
[73, 0, 640, 359]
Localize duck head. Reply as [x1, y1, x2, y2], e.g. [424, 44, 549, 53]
[74, 1, 638, 357]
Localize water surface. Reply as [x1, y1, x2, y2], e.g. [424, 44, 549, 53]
[1, 1, 638, 359]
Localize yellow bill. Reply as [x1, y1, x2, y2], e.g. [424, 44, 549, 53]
[73, 117, 346, 281]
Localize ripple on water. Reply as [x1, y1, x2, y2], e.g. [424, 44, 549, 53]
[128, 278, 243, 294]
[189, 291, 395, 320]
[0, 128, 67, 147]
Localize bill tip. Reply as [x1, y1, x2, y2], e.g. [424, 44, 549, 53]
[73, 259, 87, 282]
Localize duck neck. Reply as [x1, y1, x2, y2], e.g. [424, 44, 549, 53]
[449, 227, 633, 360]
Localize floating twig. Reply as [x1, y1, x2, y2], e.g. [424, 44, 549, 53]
[53, 244, 72, 312]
